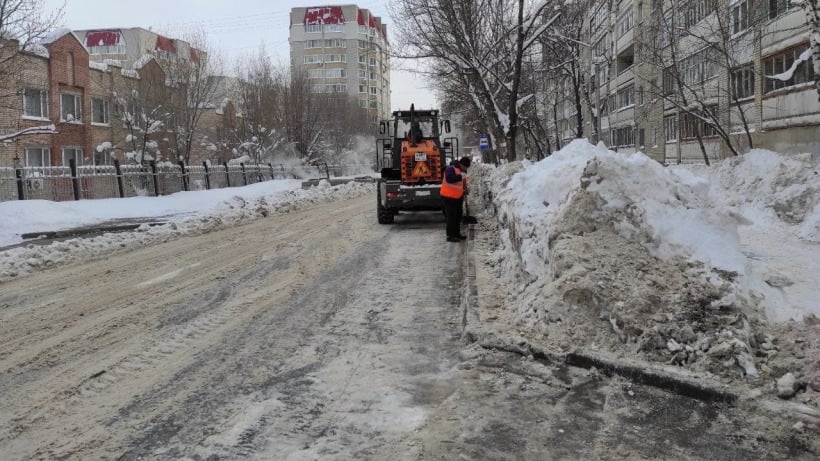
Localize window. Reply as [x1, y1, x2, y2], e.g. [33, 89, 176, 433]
[62, 147, 83, 166]
[359, 84, 367, 93]
[664, 115, 678, 141]
[768, 0, 789, 19]
[680, 47, 717, 86]
[325, 39, 345, 48]
[617, 11, 633, 37]
[359, 25, 368, 35]
[660, 13, 675, 47]
[324, 54, 346, 63]
[591, 3, 608, 31]
[764, 46, 813, 93]
[731, 65, 755, 99]
[305, 24, 321, 33]
[60, 93, 82, 122]
[25, 147, 50, 167]
[305, 40, 322, 49]
[304, 54, 322, 64]
[358, 40, 367, 49]
[91, 98, 109, 124]
[324, 24, 343, 33]
[88, 44, 126, 55]
[611, 126, 635, 147]
[593, 34, 609, 58]
[731, 0, 750, 34]
[637, 86, 644, 105]
[308, 69, 324, 79]
[638, 128, 645, 146]
[680, 106, 718, 139]
[23, 88, 48, 118]
[358, 54, 367, 64]
[370, 86, 377, 95]
[679, 0, 715, 30]
[663, 67, 677, 95]
[325, 68, 346, 78]
[358, 69, 367, 79]
[369, 57, 377, 66]
[94, 148, 112, 166]
[616, 85, 635, 109]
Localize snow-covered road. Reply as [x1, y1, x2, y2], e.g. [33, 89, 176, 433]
[0, 194, 813, 459]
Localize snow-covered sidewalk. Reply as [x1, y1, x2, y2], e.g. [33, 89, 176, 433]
[0, 179, 373, 280]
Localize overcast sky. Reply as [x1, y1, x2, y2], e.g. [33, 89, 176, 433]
[43, 0, 436, 111]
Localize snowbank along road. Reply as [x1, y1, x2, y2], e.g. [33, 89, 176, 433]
[0, 194, 814, 459]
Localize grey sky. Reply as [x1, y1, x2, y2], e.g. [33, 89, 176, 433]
[44, 0, 436, 111]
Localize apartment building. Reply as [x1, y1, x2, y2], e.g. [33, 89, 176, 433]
[0, 30, 233, 167]
[289, 5, 391, 122]
[543, 0, 819, 163]
[73, 27, 199, 72]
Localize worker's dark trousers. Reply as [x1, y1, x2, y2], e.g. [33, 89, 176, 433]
[442, 196, 464, 238]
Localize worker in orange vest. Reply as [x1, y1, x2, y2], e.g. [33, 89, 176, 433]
[440, 156, 471, 242]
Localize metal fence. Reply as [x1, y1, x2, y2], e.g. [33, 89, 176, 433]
[0, 160, 293, 203]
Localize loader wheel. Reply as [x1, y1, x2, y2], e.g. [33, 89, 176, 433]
[377, 190, 393, 224]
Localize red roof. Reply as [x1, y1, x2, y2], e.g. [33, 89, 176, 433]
[189, 48, 200, 63]
[369, 14, 377, 29]
[357, 9, 365, 26]
[155, 35, 176, 54]
[85, 30, 123, 47]
[304, 6, 345, 25]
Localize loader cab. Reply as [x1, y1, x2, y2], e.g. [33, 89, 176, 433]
[376, 109, 458, 178]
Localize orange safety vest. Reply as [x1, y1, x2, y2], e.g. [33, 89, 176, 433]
[440, 166, 466, 199]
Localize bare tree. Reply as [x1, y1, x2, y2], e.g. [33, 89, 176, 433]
[391, 0, 559, 161]
[233, 48, 288, 163]
[115, 63, 170, 165]
[164, 29, 223, 164]
[0, 0, 63, 108]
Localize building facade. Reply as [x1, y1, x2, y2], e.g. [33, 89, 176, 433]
[289, 5, 391, 122]
[542, 0, 819, 163]
[0, 30, 234, 168]
[73, 27, 200, 72]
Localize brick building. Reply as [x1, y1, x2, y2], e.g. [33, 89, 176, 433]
[0, 30, 236, 167]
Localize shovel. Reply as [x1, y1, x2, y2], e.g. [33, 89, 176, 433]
[463, 198, 478, 224]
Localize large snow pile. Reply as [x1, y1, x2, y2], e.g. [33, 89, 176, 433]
[472, 139, 819, 403]
[0, 180, 372, 281]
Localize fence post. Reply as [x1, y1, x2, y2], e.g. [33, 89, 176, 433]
[150, 160, 160, 197]
[178, 160, 189, 191]
[203, 161, 211, 190]
[113, 159, 125, 198]
[223, 162, 230, 187]
[268, 163, 275, 180]
[13, 157, 25, 200]
[240, 163, 248, 185]
[69, 158, 80, 200]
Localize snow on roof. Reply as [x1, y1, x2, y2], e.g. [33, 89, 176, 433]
[89, 60, 110, 72]
[121, 68, 139, 79]
[304, 6, 345, 24]
[84, 29, 125, 47]
[40, 28, 73, 45]
[133, 54, 154, 70]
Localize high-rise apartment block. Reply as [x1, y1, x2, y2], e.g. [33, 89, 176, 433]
[289, 5, 391, 122]
[541, 0, 819, 163]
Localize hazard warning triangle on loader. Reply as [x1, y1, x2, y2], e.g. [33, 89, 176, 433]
[412, 161, 430, 178]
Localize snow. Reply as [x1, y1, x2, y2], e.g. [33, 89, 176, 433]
[766, 47, 812, 81]
[0, 179, 372, 280]
[471, 138, 820, 400]
[487, 139, 819, 321]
